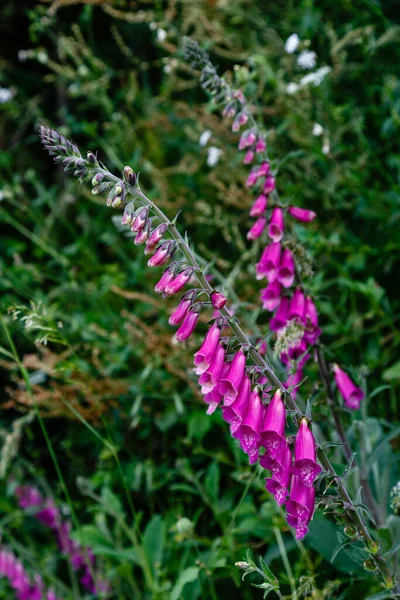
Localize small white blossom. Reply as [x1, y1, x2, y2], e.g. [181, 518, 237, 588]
[286, 82, 300, 95]
[163, 64, 172, 73]
[300, 66, 331, 87]
[18, 49, 29, 62]
[0, 88, 14, 104]
[285, 33, 300, 54]
[37, 51, 48, 64]
[199, 130, 212, 147]
[157, 29, 167, 42]
[297, 50, 317, 70]
[207, 146, 222, 167]
[149, 22, 157, 31]
[312, 123, 324, 136]
[322, 140, 330, 155]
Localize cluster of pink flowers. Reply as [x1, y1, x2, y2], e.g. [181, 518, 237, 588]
[0, 547, 58, 600]
[221, 91, 365, 411]
[15, 485, 108, 597]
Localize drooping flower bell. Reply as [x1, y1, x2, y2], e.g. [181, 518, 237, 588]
[333, 364, 365, 409]
[218, 349, 247, 404]
[199, 342, 225, 392]
[288, 288, 306, 321]
[277, 248, 295, 288]
[164, 267, 194, 296]
[291, 418, 322, 487]
[250, 194, 268, 218]
[247, 217, 267, 240]
[175, 307, 200, 341]
[288, 206, 317, 222]
[169, 290, 196, 325]
[203, 362, 230, 415]
[155, 264, 176, 294]
[210, 290, 227, 310]
[263, 175, 276, 194]
[256, 243, 281, 282]
[232, 388, 264, 464]
[303, 297, 321, 345]
[148, 240, 177, 267]
[268, 208, 284, 243]
[286, 476, 315, 540]
[263, 440, 292, 506]
[259, 389, 286, 458]
[221, 375, 251, 433]
[270, 297, 290, 332]
[261, 280, 282, 311]
[193, 323, 221, 375]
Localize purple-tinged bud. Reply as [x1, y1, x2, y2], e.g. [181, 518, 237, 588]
[199, 342, 225, 391]
[261, 280, 282, 311]
[259, 389, 285, 458]
[238, 112, 249, 125]
[210, 291, 227, 310]
[234, 89, 245, 103]
[15, 485, 43, 509]
[258, 340, 267, 355]
[91, 172, 104, 186]
[222, 102, 236, 118]
[243, 150, 254, 164]
[233, 389, 264, 464]
[175, 309, 200, 342]
[286, 476, 315, 540]
[257, 162, 271, 178]
[107, 182, 125, 206]
[270, 297, 290, 331]
[124, 166, 137, 186]
[239, 131, 257, 149]
[277, 248, 295, 288]
[146, 223, 168, 248]
[36, 499, 60, 528]
[134, 219, 151, 244]
[87, 151, 97, 165]
[285, 368, 303, 399]
[169, 290, 196, 325]
[155, 265, 175, 293]
[247, 217, 267, 241]
[268, 207, 284, 243]
[122, 202, 135, 226]
[288, 288, 306, 321]
[164, 267, 194, 296]
[333, 364, 365, 410]
[246, 171, 258, 187]
[263, 441, 292, 506]
[194, 322, 221, 374]
[291, 418, 322, 487]
[256, 242, 281, 282]
[288, 206, 317, 222]
[131, 207, 149, 232]
[263, 175, 276, 194]
[218, 350, 247, 404]
[250, 194, 268, 218]
[222, 376, 251, 433]
[147, 241, 176, 267]
[255, 138, 267, 153]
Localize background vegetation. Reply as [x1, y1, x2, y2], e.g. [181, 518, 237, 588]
[1, 1, 400, 598]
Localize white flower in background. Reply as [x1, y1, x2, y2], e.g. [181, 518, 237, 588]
[0, 88, 14, 104]
[297, 50, 317, 70]
[300, 66, 331, 87]
[163, 64, 172, 73]
[149, 22, 157, 31]
[312, 123, 324, 136]
[285, 33, 300, 54]
[199, 130, 212, 147]
[157, 29, 167, 42]
[18, 49, 29, 62]
[322, 140, 330, 155]
[286, 82, 300, 95]
[207, 146, 222, 167]
[37, 51, 48, 64]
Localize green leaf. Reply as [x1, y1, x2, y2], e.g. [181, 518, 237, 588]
[364, 592, 400, 600]
[259, 556, 277, 584]
[171, 566, 200, 600]
[100, 487, 124, 517]
[385, 539, 400, 560]
[204, 462, 220, 501]
[143, 514, 165, 569]
[74, 525, 113, 550]
[383, 361, 400, 381]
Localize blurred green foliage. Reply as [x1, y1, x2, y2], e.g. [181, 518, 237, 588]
[0, 0, 400, 598]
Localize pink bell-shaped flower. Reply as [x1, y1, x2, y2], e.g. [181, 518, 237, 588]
[288, 206, 317, 222]
[263, 440, 292, 506]
[268, 207, 284, 243]
[277, 248, 295, 288]
[333, 364, 365, 409]
[250, 194, 268, 218]
[218, 350, 247, 404]
[259, 389, 286, 458]
[232, 389, 264, 464]
[291, 418, 322, 487]
[261, 280, 282, 311]
[194, 323, 221, 375]
[256, 243, 281, 282]
[247, 217, 267, 240]
[270, 297, 290, 332]
[175, 309, 200, 341]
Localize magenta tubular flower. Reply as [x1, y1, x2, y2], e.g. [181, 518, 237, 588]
[164, 267, 194, 296]
[250, 194, 268, 218]
[256, 243, 281, 282]
[333, 364, 365, 409]
[16, 485, 43, 508]
[259, 389, 285, 458]
[147, 241, 176, 267]
[287, 476, 315, 540]
[288, 206, 317, 222]
[291, 418, 322, 487]
[146, 223, 168, 248]
[303, 296, 321, 345]
[238, 130, 256, 149]
[255, 138, 267, 153]
[243, 150, 254, 164]
[277, 249, 295, 288]
[261, 280, 282, 311]
[203, 362, 230, 414]
[246, 171, 258, 187]
[210, 291, 227, 310]
[131, 206, 149, 232]
[233, 389, 264, 464]
[247, 216, 267, 240]
[194, 323, 221, 374]
[154, 265, 175, 294]
[199, 342, 225, 391]
[257, 162, 271, 178]
[264, 441, 292, 505]
[263, 175, 276, 194]
[218, 349, 247, 404]
[121, 202, 135, 225]
[134, 219, 152, 245]
[268, 207, 284, 243]
[221, 375, 251, 432]
[175, 309, 200, 341]
[270, 297, 290, 332]
[288, 288, 306, 321]
[169, 290, 196, 325]
[36, 499, 60, 528]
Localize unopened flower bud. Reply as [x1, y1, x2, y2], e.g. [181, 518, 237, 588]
[131, 207, 149, 232]
[87, 151, 97, 165]
[122, 202, 135, 225]
[134, 220, 151, 245]
[92, 173, 104, 186]
[112, 196, 123, 208]
[235, 562, 249, 570]
[343, 525, 358, 538]
[92, 182, 110, 195]
[124, 166, 137, 186]
[210, 291, 227, 310]
[363, 559, 377, 572]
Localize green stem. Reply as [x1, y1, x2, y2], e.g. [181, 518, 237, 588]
[273, 526, 297, 599]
